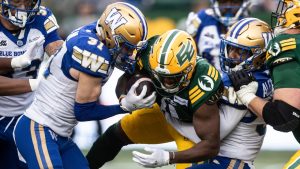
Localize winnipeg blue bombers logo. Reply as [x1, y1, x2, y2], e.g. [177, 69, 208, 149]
[198, 75, 214, 91]
[105, 8, 128, 30]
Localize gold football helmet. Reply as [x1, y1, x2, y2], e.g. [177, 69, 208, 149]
[220, 18, 273, 73]
[272, 0, 300, 33]
[96, 2, 148, 73]
[149, 29, 197, 94]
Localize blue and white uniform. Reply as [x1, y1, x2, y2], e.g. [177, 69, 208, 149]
[194, 9, 223, 70]
[166, 71, 273, 169]
[14, 22, 114, 169]
[0, 6, 60, 169]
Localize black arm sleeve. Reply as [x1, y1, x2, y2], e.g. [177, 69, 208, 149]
[263, 100, 300, 132]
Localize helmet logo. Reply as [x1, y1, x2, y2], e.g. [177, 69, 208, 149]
[176, 41, 195, 66]
[105, 8, 128, 30]
[198, 75, 214, 91]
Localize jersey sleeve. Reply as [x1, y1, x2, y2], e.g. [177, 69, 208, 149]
[35, 6, 61, 47]
[189, 61, 223, 113]
[265, 35, 298, 68]
[66, 36, 112, 78]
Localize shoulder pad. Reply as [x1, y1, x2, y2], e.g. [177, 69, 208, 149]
[70, 36, 112, 78]
[35, 6, 59, 34]
[189, 61, 222, 108]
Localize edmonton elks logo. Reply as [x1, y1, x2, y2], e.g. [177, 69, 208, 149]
[176, 41, 194, 66]
[198, 75, 214, 91]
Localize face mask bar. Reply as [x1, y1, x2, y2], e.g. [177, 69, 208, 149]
[220, 39, 263, 73]
[211, 0, 250, 27]
[0, 0, 40, 27]
[111, 34, 148, 74]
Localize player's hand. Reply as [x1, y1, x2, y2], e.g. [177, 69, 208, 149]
[229, 70, 258, 107]
[227, 87, 243, 106]
[120, 80, 156, 112]
[132, 147, 170, 168]
[11, 36, 45, 69]
[185, 12, 201, 37]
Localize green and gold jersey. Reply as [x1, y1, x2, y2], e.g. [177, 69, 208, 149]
[265, 33, 300, 89]
[137, 36, 223, 122]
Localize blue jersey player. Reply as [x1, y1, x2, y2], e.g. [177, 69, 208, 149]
[185, 0, 250, 70]
[14, 2, 155, 169]
[186, 18, 273, 169]
[0, 0, 63, 168]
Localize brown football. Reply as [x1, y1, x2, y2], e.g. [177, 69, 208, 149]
[126, 73, 155, 98]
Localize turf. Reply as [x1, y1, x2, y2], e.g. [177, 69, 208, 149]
[94, 150, 295, 169]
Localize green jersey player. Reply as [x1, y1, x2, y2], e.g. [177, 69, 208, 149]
[87, 30, 223, 169]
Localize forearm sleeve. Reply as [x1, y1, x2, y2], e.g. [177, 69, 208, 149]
[74, 101, 128, 121]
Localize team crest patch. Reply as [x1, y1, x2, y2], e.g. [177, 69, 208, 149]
[268, 42, 281, 56]
[198, 75, 214, 91]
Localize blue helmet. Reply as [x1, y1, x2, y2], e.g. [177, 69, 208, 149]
[210, 0, 250, 27]
[0, 0, 41, 28]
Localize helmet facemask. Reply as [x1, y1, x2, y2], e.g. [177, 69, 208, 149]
[151, 65, 193, 94]
[211, 0, 250, 27]
[0, 0, 41, 28]
[271, 0, 300, 35]
[220, 39, 265, 73]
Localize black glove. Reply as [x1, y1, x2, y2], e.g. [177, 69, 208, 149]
[228, 70, 256, 91]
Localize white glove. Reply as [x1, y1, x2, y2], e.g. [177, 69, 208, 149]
[185, 12, 201, 37]
[236, 81, 258, 107]
[120, 80, 156, 112]
[28, 79, 39, 91]
[11, 36, 45, 69]
[132, 147, 170, 168]
[228, 87, 243, 106]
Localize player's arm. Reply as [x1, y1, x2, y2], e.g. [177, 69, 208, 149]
[131, 103, 220, 167]
[73, 70, 128, 121]
[0, 76, 37, 95]
[171, 103, 220, 163]
[0, 58, 14, 72]
[45, 40, 64, 56]
[229, 70, 300, 132]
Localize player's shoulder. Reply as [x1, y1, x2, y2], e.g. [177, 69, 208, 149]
[32, 6, 59, 34]
[266, 33, 300, 66]
[197, 8, 215, 20]
[187, 57, 222, 107]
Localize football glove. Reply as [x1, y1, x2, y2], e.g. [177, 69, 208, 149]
[120, 80, 156, 112]
[185, 12, 201, 37]
[132, 147, 170, 168]
[229, 70, 258, 107]
[11, 36, 45, 69]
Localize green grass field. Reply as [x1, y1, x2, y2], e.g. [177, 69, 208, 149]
[96, 150, 295, 169]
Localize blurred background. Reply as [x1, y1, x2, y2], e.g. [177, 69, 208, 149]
[42, 0, 300, 168]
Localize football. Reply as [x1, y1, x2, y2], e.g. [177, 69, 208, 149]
[126, 73, 155, 98]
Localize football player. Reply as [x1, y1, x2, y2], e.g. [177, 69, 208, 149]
[13, 2, 154, 169]
[87, 29, 223, 169]
[87, 19, 273, 169]
[228, 0, 300, 168]
[0, 0, 63, 168]
[186, 17, 273, 169]
[185, 0, 250, 70]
